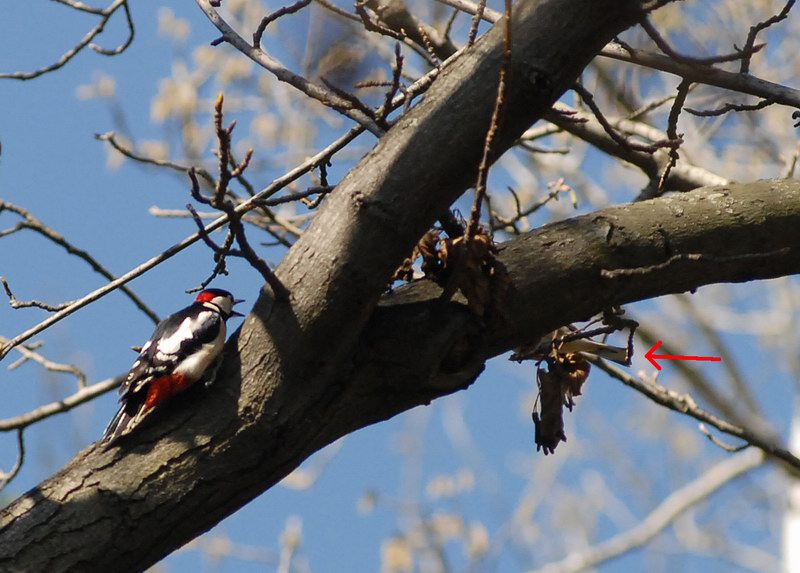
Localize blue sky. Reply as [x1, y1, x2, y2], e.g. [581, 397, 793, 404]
[1, 2, 795, 572]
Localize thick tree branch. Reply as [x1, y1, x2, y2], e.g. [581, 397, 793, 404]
[543, 106, 730, 193]
[1, 178, 798, 571]
[7, 1, 759, 570]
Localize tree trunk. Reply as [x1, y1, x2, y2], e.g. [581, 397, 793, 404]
[2, 178, 799, 571]
[18, 1, 800, 571]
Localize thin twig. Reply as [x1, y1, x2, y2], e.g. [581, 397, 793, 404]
[355, 1, 405, 41]
[739, 0, 795, 74]
[0, 376, 123, 431]
[466, 0, 511, 240]
[319, 77, 380, 126]
[436, 1, 800, 109]
[594, 360, 800, 470]
[2, 277, 70, 312]
[52, 0, 109, 15]
[0, 124, 364, 362]
[186, 201, 242, 257]
[185, 212, 237, 293]
[95, 132, 216, 186]
[0, 200, 159, 323]
[253, 0, 312, 48]
[699, 423, 750, 453]
[685, 96, 777, 117]
[2, 336, 87, 389]
[195, 0, 385, 136]
[90, 0, 135, 56]
[640, 17, 763, 66]
[573, 83, 681, 154]
[466, 0, 487, 46]
[189, 94, 288, 299]
[626, 93, 678, 121]
[0, 0, 133, 81]
[0, 430, 25, 492]
[312, 0, 358, 21]
[442, 6, 459, 43]
[600, 249, 790, 279]
[0, 34, 457, 360]
[527, 448, 764, 573]
[376, 43, 404, 121]
[258, 186, 334, 207]
[656, 79, 690, 195]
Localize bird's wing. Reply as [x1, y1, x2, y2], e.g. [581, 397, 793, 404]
[119, 306, 222, 398]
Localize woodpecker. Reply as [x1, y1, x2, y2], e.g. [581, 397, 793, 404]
[101, 288, 244, 446]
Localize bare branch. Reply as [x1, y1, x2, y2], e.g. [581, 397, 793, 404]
[375, 43, 404, 121]
[739, 0, 796, 73]
[528, 448, 764, 573]
[685, 96, 778, 117]
[355, 1, 406, 42]
[253, 0, 312, 48]
[0, 200, 159, 323]
[185, 201, 241, 257]
[2, 277, 70, 312]
[640, 17, 763, 66]
[257, 186, 334, 207]
[95, 132, 216, 186]
[544, 105, 730, 193]
[572, 82, 682, 154]
[365, 0, 457, 63]
[593, 360, 800, 470]
[0, 430, 25, 493]
[435, 3, 800, 109]
[601, 42, 800, 109]
[0, 0, 134, 81]
[699, 423, 750, 453]
[0, 124, 364, 362]
[187, 94, 288, 299]
[0, 377, 123, 432]
[466, 0, 511, 240]
[467, 0, 488, 46]
[2, 336, 87, 389]
[195, 0, 385, 136]
[655, 78, 690, 195]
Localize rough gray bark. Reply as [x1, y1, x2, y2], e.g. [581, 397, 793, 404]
[2, 178, 800, 570]
[14, 0, 793, 571]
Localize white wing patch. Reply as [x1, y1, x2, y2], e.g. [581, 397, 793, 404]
[156, 312, 214, 355]
[173, 334, 225, 378]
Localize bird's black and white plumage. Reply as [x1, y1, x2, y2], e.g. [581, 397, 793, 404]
[101, 288, 244, 447]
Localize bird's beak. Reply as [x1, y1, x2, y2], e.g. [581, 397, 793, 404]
[231, 299, 246, 317]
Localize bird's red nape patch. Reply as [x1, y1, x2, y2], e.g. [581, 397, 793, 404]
[144, 374, 192, 409]
[194, 290, 217, 304]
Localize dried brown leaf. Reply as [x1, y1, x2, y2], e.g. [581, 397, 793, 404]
[440, 227, 500, 317]
[391, 256, 415, 283]
[554, 353, 591, 411]
[533, 367, 566, 455]
[418, 229, 442, 277]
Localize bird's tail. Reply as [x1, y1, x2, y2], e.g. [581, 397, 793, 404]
[101, 400, 151, 448]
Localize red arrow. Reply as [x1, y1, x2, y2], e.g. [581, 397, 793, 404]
[644, 340, 722, 371]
